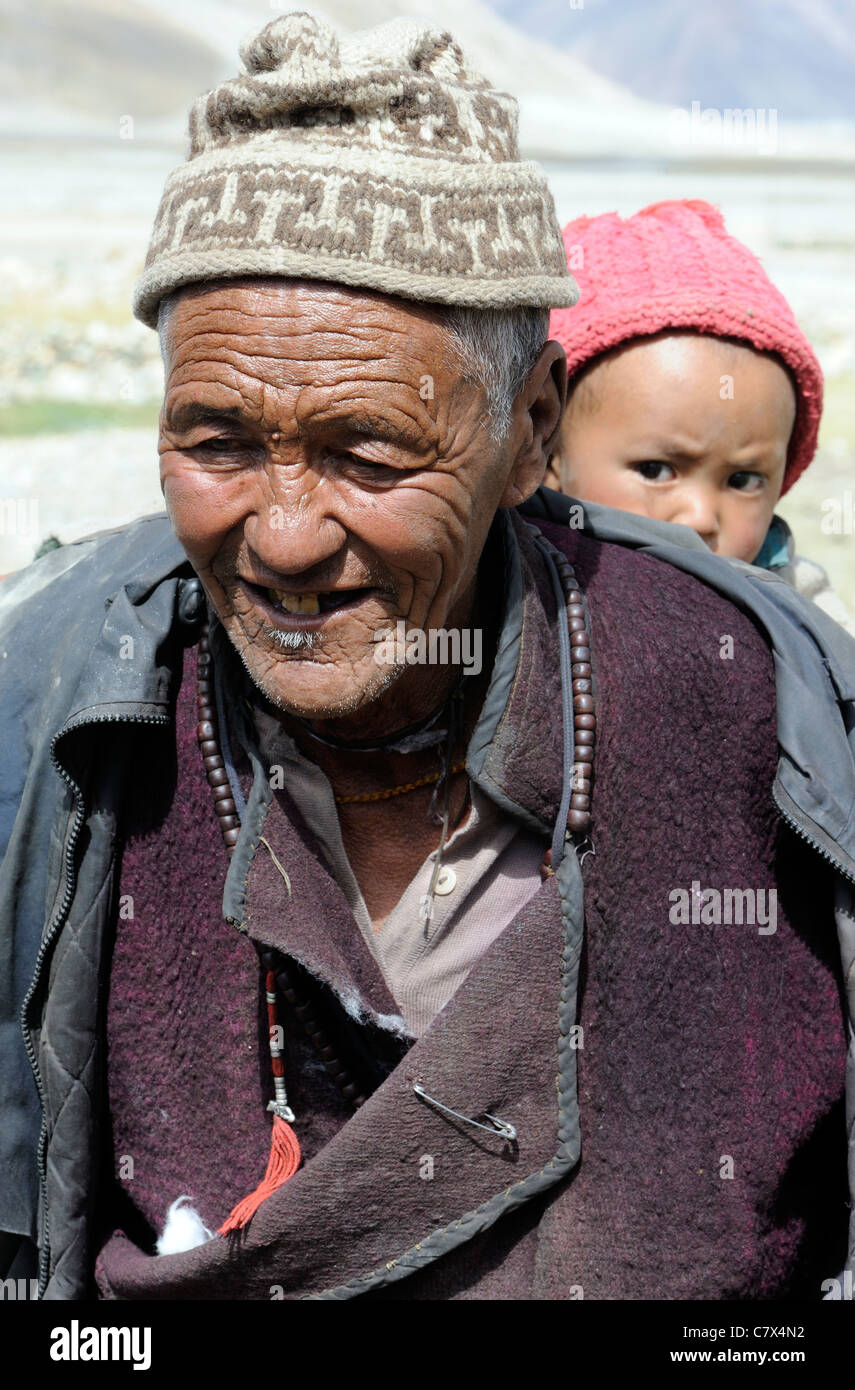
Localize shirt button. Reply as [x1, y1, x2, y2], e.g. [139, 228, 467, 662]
[434, 866, 457, 895]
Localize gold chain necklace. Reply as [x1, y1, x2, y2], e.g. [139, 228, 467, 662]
[333, 759, 467, 804]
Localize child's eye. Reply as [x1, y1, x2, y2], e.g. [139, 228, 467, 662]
[631, 460, 675, 482]
[728, 471, 765, 492]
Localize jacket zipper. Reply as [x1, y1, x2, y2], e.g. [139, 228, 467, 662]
[771, 784, 855, 888]
[20, 711, 169, 1297]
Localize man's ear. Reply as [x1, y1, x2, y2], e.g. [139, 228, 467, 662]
[498, 340, 567, 509]
[543, 453, 562, 491]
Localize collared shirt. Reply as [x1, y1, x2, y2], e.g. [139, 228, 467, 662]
[242, 699, 546, 1037]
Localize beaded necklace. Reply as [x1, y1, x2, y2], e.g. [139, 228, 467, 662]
[197, 533, 595, 1231]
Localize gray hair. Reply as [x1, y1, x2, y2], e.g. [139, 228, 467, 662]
[157, 285, 549, 444]
[439, 304, 550, 442]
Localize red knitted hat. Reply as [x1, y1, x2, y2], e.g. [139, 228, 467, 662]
[549, 200, 823, 493]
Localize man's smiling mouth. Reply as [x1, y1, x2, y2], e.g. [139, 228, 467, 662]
[239, 578, 381, 625]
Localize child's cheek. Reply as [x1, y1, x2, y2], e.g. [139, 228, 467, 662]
[721, 501, 776, 564]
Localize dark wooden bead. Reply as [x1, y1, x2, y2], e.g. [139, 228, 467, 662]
[570, 791, 590, 809]
[197, 681, 212, 697]
[568, 617, 586, 634]
[570, 646, 590, 663]
[573, 759, 592, 776]
[567, 809, 590, 833]
[197, 651, 211, 668]
[576, 712, 595, 729]
[223, 827, 240, 847]
[218, 813, 241, 832]
[260, 949, 277, 970]
[569, 629, 589, 647]
[572, 777, 591, 795]
[203, 753, 224, 773]
[573, 694, 595, 713]
[571, 662, 591, 680]
[199, 738, 219, 758]
[567, 603, 585, 620]
[197, 719, 216, 741]
[319, 1045, 336, 1062]
[213, 797, 236, 818]
[325, 1059, 344, 1078]
[341, 1081, 361, 1101]
[572, 679, 592, 695]
[566, 590, 582, 605]
[207, 766, 229, 788]
[575, 727, 595, 746]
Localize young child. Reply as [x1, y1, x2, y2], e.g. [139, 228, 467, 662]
[546, 199, 855, 637]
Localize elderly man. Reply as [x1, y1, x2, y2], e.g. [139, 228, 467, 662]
[1, 13, 855, 1303]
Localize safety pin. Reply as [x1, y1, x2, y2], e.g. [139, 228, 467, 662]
[412, 1082, 517, 1141]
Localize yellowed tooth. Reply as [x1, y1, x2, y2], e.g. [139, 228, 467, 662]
[269, 588, 320, 615]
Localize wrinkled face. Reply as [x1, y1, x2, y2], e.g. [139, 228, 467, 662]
[158, 280, 558, 731]
[552, 333, 796, 562]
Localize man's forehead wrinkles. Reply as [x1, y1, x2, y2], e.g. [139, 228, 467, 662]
[173, 291, 440, 351]
[170, 338, 440, 404]
[163, 372, 264, 422]
[180, 338, 439, 386]
[293, 383, 439, 446]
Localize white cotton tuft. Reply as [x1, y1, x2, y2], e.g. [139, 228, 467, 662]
[156, 1195, 215, 1255]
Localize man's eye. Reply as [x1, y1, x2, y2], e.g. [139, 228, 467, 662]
[632, 460, 675, 482]
[729, 471, 765, 493]
[193, 437, 247, 455]
[338, 452, 404, 482]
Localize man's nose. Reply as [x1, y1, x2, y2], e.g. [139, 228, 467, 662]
[246, 460, 347, 576]
[668, 485, 720, 544]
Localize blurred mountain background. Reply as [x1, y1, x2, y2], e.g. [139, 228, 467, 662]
[492, 0, 855, 119]
[0, 0, 853, 604]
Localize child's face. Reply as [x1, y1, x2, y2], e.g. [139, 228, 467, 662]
[550, 333, 796, 562]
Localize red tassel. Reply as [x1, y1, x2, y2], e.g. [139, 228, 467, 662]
[217, 1113, 302, 1235]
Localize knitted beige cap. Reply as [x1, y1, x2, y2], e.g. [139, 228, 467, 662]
[133, 10, 578, 327]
